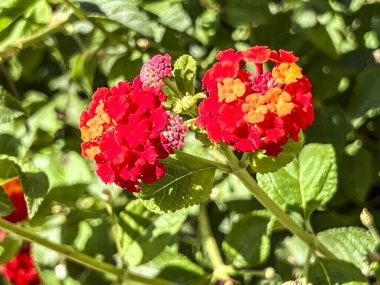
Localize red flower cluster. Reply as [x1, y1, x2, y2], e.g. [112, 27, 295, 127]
[0, 178, 41, 285]
[1, 245, 41, 285]
[80, 77, 184, 192]
[196, 46, 314, 156]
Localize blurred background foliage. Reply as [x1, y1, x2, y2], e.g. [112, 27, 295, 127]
[1, 0, 380, 284]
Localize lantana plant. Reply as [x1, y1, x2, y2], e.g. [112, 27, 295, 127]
[0, 45, 379, 285]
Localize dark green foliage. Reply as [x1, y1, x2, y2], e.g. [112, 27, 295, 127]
[0, 0, 380, 284]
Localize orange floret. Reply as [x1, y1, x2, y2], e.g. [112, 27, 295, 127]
[242, 87, 295, 124]
[264, 87, 295, 117]
[2, 177, 22, 197]
[272, 63, 303, 84]
[80, 100, 111, 142]
[85, 146, 101, 160]
[242, 93, 268, 124]
[217, 78, 246, 103]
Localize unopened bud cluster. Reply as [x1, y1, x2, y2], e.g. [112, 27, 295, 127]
[163, 112, 188, 149]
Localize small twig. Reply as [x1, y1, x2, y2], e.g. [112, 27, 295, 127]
[199, 203, 234, 282]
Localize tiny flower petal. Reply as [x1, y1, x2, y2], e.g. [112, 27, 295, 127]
[162, 112, 188, 149]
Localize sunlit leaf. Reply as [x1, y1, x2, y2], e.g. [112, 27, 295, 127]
[138, 150, 216, 214]
[249, 132, 304, 174]
[318, 227, 376, 271]
[257, 144, 337, 217]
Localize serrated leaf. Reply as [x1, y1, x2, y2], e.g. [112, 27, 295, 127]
[173, 55, 197, 95]
[250, 132, 304, 173]
[257, 144, 337, 217]
[222, 214, 270, 268]
[317, 227, 376, 272]
[309, 258, 367, 285]
[81, 0, 155, 37]
[0, 234, 22, 264]
[0, 87, 24, 124]
[119, 200, 187, 266]
[138, 150, 216, 214]
[0, 155, 49, 218]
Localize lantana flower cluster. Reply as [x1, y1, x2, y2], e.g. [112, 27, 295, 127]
[0, 178, 41, 285]
[80, 76, 187, 192]
[196, 46, 314, 156]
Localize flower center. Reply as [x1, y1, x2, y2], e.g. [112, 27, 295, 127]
[251, 70, 280, 94]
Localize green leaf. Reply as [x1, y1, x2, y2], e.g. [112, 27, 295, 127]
[173, 55, 197, 95]
[309, 258, 367, 285]
[0, 184, 14, 216]
[305, 106, 350, 158]
[341, 148, 372, 204]
[0, 234, 22, 264]
[317, 227, 376, 271]
[349, 65, 380, 128]
[257, 144, 337, 217]
[223, 0, 270, 27]
[154, 251, 205, 284]
[249, 132, 304, 173]
[0, 134, 20, 156]
[0, 0, 39, 32]
[119, 200, 187, 266]
[306, 26, 339, 59]
[29, 185, 87, 227]
[138, 150, 216, 214]
[0, 0, 52, 51]
[222, 213, 270, 268]
[0, 87, 24, 124]
[82, 0, 155, 37]
[159, 4, 192, 32]
[0, 155, 49, 218]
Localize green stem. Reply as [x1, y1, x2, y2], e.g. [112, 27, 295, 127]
[303, 249, 312, 284]
[177, 150, 231, 173]
[0, 13, 70, 62]
[239, 152, 249, 168]
[221, 147, 334, 258]
[199, 203, 233, 281]
[163, 78, 184, 99]
[104, 202, 126, 268]
[0, 218, 176, 285]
